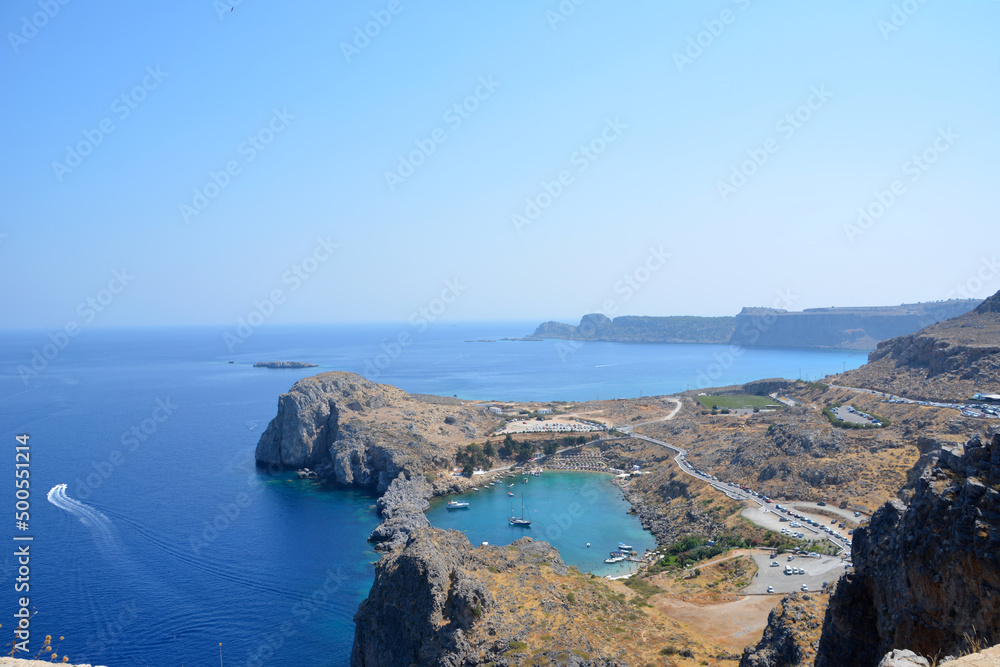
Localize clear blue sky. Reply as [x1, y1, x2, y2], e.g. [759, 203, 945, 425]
[3, 1, 998, 328]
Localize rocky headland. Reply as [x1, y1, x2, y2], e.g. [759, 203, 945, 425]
[521, 300, 979, 350]
[254, 371, 498, 548]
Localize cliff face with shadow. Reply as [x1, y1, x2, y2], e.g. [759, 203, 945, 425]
[351, 528, 641, 667]
[254, 371, 496, 548]
[742, 430, 1000, 667]
[523, 301, 978, 350]
[254, 371, 492, 490]
[814, 430, 1000, 666]
[729, 300, 980, 350]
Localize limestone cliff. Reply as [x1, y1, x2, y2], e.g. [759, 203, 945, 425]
[525, 313, 736, 344]
[835, 290, 1000, 401]
[729, 300, 979, 350]
[254, 371, 490, 493]
[255, 372, 503, 548]
[812, 430, 1000, 666]
[522, 300, 977, 349]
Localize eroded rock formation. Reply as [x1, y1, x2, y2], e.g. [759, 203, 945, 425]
[812, 430, 1000, 666]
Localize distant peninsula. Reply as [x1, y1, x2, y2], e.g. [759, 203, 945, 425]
[253, 361, 319, 369]
[520, 299, 981, 350]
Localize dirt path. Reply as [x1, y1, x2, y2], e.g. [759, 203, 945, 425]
[652, 595, 778, 651]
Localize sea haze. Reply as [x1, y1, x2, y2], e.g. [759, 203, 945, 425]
[0, 323, 867, 665]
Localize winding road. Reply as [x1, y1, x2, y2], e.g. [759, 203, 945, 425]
[615, 397, 855, 556]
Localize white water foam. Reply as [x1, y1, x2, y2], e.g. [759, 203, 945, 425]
[47, 483, 114, 543]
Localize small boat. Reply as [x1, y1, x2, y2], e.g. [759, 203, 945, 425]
[586, 543, 591, 548]
[507, 491, 514, 496]
[618, 542, 634, 551]
[604, 556, 625, 564]
[447, 501, 470, 510]
[507, 483, 514, 488]
[509, 496, 531, 527]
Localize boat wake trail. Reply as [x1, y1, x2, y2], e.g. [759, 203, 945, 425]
[47, 483, 114, 544]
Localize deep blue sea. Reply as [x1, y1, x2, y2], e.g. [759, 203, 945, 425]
[0, 323, 866, 665]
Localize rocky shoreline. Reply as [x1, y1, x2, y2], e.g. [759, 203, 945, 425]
[367, 473, 432, 551]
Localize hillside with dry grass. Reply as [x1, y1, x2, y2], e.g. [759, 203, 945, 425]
[634, 384, 984, 512]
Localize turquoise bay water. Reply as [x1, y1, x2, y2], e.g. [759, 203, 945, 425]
[426, 471, 655, 578]
[0, 323, 867, 665]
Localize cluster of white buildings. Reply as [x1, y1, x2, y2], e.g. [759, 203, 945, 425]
[501, 419, 604, 434]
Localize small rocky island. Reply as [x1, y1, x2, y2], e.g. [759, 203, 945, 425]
[252, 361, 318, 369]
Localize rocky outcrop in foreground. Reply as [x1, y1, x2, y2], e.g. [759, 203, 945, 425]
[352, 527, 675, 666]
[811, 430, 1000, 666]
[739, 593, 826, 667]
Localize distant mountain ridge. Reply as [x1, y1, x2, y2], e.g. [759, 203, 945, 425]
[521, 299, 981, 350]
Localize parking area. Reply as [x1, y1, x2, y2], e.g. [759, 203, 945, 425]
[742, 504, 854, 554]
[744, 553, 850, 595]
[831, 405, 881, 426]
[742, 505, 818, 536]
